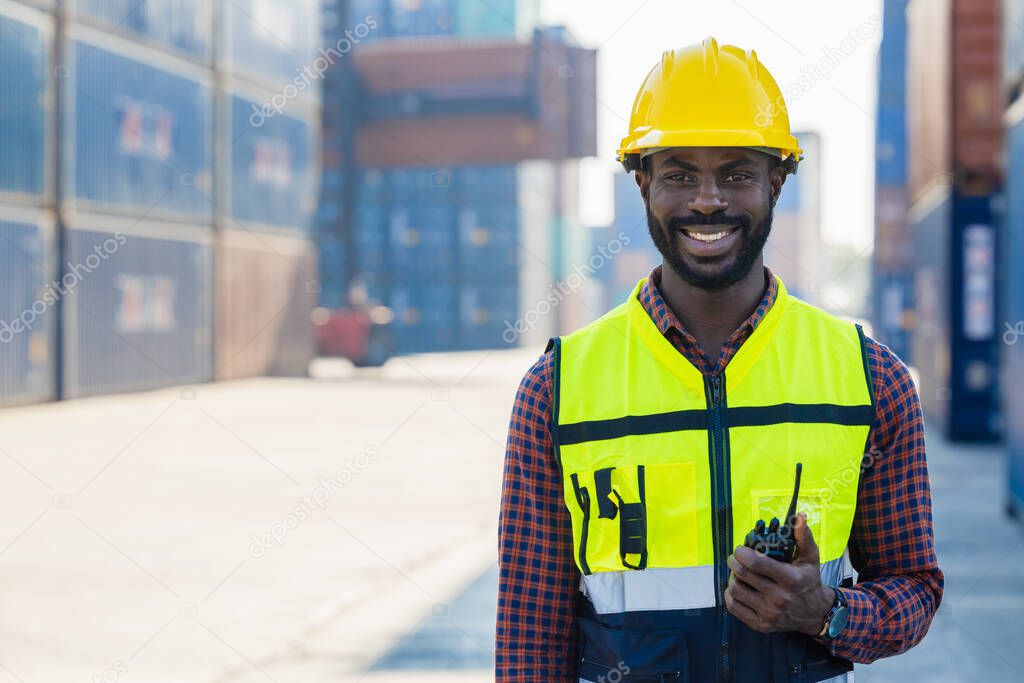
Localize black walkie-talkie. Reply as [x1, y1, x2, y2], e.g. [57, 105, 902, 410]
[744, 462, 802, 562]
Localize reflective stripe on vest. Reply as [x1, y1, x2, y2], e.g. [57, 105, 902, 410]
[550, 274, 873, 682]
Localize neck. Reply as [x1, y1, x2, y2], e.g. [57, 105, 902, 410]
[658, 259, 768, 347]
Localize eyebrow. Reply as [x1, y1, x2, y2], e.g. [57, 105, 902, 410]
[657, 157, 761, 173]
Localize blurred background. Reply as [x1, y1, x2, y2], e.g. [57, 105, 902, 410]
[0, 0, 1022, 681]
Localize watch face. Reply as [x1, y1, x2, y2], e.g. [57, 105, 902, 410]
[828, 606, 850, 639]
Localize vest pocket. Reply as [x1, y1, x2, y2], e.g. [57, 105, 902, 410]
[643, 462, 699, 567]
[577, 616, 690, 681]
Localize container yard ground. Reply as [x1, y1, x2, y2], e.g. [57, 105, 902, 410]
[0, 349, 1021, 682]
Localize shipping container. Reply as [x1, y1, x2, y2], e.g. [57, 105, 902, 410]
[351, 32, 597, 167]
[64, 29, 213, 220]
[457, 280, 517, 350]
[389, 278, 457, 354]
[329, 0, 535, 41]
[0, 3, 52, 203]
[0, 204, 57, 407]
[1003, 101, 1024, 518]
[911, 188, 1001, 441]
[873, 269, 915, 364]
[61, 216, 213, 398]
[454, 0, 538, 38]
[221, 0, 319, 92]
[875, 1, 908, 188]
[215, 227, 317, 380]
[222, 85, 318, 232]
[71, 0, 211, 61]
[907, 0, 1001, 203]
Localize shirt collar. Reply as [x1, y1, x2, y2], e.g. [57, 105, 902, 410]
[639, 264, 779, 341]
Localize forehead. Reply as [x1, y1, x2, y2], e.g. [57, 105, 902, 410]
[649, 147, 771, 170]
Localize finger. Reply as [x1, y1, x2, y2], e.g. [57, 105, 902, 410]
[724, 585, 764, 631]
[728, 553, 780, 594]
[726, 575, 765, 611]
[734, 545, 798, 585]
[793, 512, 821, 565]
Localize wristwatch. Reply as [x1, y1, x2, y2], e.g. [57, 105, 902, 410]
[817, 586, 849, 640]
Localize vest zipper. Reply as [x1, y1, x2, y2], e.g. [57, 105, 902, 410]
[705, 373, 732, 683]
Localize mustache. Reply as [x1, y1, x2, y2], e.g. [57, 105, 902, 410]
[666, 213, 752, 231]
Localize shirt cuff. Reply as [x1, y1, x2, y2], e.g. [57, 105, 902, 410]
[813, 585, 873, 658]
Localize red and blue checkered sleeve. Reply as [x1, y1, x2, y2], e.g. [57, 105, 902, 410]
[496, 351, 580, 682]
[820, 337, 945, 663]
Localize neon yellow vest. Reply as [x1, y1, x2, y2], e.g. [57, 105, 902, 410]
[549, 274, 873, 617]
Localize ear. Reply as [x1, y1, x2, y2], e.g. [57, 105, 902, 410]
[768, 164, 787, 208]
[635, 166, 651, 204]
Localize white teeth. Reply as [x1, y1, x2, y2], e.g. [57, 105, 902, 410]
[685, 229, 733, 242]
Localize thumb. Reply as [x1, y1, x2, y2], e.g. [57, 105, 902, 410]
[792, 512, 820, 565]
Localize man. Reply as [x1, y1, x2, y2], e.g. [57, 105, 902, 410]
[496, 38, 942, 682]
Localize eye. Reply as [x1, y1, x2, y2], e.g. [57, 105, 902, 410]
[723, 172, 752, 182]
[666, 173, 695, 183]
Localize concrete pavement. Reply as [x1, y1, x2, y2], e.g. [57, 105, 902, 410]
[0, 349, 536, 682]
[0, 348, 1021, 681]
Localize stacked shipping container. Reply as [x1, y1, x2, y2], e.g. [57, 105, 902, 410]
[0, 0, 322, 404]
[0, 2, 57, 407]
[906, 0, 1002, 441]
[1003, 0, 1024, 517]
[872, 0, 914, 363]
[317, 6, 597, 357]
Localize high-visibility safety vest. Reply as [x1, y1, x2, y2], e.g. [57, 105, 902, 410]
[545, 275, 875, 683]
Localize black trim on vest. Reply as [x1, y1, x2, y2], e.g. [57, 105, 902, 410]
[557, 403, 873, 446]
[546, 336, 563, 469]
[855, 324, 877, 414]
[570, 472, 592, 575]
[559, 409, 707, 445]
[728, 403, 876, 428]
[594, 467, 618, 519]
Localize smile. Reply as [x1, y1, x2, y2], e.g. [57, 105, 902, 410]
[682, 227, 739, 243]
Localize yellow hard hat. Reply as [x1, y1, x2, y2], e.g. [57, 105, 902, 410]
[617, 37, 802, 172]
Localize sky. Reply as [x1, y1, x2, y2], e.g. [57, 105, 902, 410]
[539, 0, 885, 249]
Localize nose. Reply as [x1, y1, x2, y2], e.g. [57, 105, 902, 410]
[687, 176, 728, 215]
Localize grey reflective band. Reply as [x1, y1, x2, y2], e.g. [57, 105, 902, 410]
[578, 551, 853, 617]
[580, 565, 717, 614]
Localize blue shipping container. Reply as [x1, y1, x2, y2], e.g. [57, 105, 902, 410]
[457, 282, 517, 351]
[0, 8, 49, 201]
[0, 209, 56, 406]
[1003, 111, 1024, 515]
[223, 0, 319, 90]
[390, 280, 457, 354]
[73, 0, 211, 60]
[62, 223, 213, 397]
[457, 205, 518, 277]
[912, 189, 1001, 442]
[66, 38, 212, 219]
[872, 269, 915, 364]
[228, 92, 315, 231]
[875, 1, 908, 187]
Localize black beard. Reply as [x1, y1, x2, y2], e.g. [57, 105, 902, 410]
[646, 204, 773, 290]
